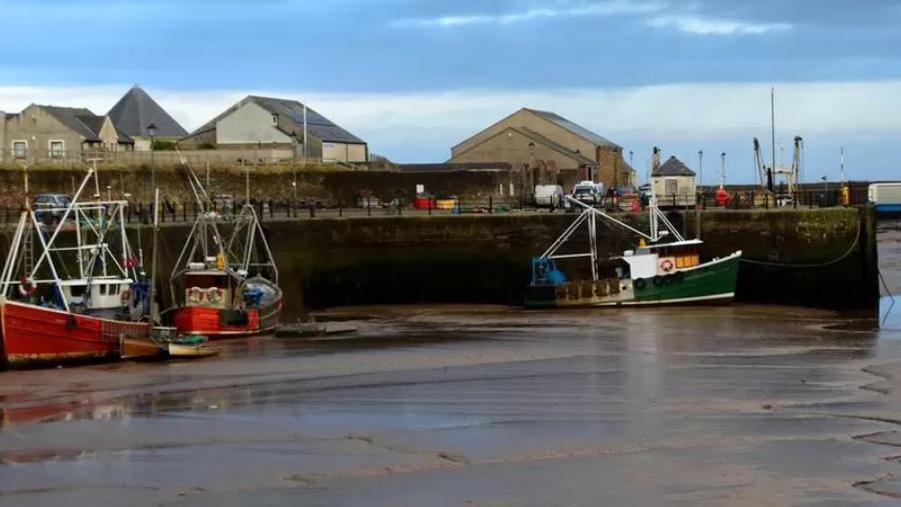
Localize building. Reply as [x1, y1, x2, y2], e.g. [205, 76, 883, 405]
[651, 155, 697, 207]
[179, 95, 368, 164]
[449, 108, 634, 189]
[107, 86, 188, 151]
[0, 104, 133, 163]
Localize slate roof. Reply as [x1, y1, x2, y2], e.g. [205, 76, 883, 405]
[193, 95, 366, 145]
[653, 156, 696, 177]
[525, 108, 620, 149]
[42, 106, 102, 140]
[108, 86, 187, 138]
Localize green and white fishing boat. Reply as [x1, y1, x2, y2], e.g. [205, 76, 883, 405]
[525, 197, 741, 308]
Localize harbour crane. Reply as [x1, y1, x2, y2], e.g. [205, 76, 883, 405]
[753, 138, 774, 193]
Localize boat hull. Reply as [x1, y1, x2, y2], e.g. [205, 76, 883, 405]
[525, 253, 741, 308]
[1, 300, 150, 367]
[171, 303, 281, 339]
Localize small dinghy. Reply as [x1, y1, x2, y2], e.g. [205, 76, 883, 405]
[167, 334, 222, 359]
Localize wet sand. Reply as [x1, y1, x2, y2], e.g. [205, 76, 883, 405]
[0, 227, 900, 506]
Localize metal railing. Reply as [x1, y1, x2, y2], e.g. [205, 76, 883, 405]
[0, 189, 869, 227]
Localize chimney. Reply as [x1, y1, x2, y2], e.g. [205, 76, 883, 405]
[651, 146, 661, 171]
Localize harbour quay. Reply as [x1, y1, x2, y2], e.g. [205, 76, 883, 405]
[53, 205, 874, 315]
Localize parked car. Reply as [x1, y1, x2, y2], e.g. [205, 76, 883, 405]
[534, 185, 564, 207]
[358, 196, 380, 208]
[33, 194, 72, 225]
[638, 184, 652, 206]
[212, 194, 234, 212]
[572, 181, 604, 205]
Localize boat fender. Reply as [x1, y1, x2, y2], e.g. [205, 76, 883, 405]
[674, 271, 685, 283]
[18, 277, 37, 297]
[633, 278, 647, 290]
[664, 275, 675, 286]
[659, 259, 675, 273]
[652, 276, 664, 287]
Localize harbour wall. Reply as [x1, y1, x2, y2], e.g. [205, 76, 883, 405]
[0, 166, 511, 206]
[0, 207, 879, 315]
[169, 207, 879, 315]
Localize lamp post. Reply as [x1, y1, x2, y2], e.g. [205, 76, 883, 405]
[698, 150, 703, 187]
[720, 152, 726, 189]
[147, 122, 157, 193]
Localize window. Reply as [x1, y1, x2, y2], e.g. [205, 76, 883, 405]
[50, 141, 64, 159]
[664, 178, 679, 196]
[271, 113, 279, 125]
[12, 141, 26, 159]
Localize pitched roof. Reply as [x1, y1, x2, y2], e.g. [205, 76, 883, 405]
[193, 95, 366, 145]
[653, 156, 696, 177]
[42, 106, 102, 140]
[515, 127, 597, 166]
[525, 108, 620, 149]
[107, 86, 187, 138]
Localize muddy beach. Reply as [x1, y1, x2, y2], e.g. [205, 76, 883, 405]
[0, 227, 899, 506]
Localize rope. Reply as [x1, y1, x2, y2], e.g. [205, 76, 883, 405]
[880, 270, 895, 303]
[739, 219, 861, 268]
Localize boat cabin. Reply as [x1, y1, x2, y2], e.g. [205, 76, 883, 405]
[59, 278, 133, 311]
[184, 270, 233, 310]
[621, 239, 702, 279]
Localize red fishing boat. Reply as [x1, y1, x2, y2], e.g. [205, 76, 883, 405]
[0, 169, 155, 367]
[165, 160, 282, 338]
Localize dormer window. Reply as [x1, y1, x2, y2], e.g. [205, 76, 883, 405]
[271, 113, 279, 125]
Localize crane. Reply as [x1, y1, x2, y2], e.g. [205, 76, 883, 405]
[753, 138, 774, 193]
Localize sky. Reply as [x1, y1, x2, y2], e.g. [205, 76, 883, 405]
[1, 0, 900, 183]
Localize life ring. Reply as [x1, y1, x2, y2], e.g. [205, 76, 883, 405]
[659, 259, 675, 273]
[18, 277, 37, 297]
[120, 288, 132, 304]
[652, 276, 664, 287]
[633, 278, 646, 290]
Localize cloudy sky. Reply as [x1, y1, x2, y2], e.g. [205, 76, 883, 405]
[1, 0, 900, 182]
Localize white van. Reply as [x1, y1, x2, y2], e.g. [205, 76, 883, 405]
[572, 181, 604, 205]
[534, 185, 564, 207]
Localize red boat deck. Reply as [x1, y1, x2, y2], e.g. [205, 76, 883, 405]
[1, 300, 149, 366]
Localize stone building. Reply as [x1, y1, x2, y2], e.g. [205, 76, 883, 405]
[179, 95, 368, 164]
[0, 104, 132, 163]
[651, 155, 697, 207]
[449, 108, 634, 190]
[107, 86, 187, 151]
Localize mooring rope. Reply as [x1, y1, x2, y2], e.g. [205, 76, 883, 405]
[880, 270, 895, 303]
[738, 219, 862, 269]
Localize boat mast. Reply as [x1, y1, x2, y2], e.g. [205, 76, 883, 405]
[149, 187, 161, 324]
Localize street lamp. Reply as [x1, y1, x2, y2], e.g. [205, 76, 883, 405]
[720, 152, 726, 189]
[698, 150, 703, 187]
[147, 122, 157, 193]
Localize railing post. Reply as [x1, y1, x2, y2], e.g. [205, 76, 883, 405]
[428, 198, 432, 216]
[367, 201, 371, 217]
[489, 195, 493, 214]
[309, 204, 315, 218]
[182, 203, 187, 222]
[338, 198, 343, 217]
